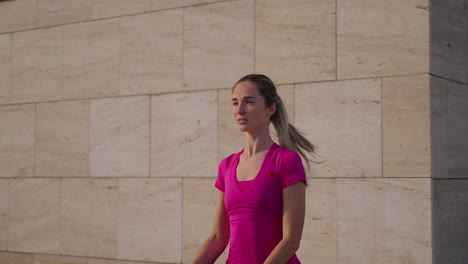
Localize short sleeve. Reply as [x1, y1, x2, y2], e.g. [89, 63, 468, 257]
[279, 151, 307, 189]
[214, 158, 227, 192]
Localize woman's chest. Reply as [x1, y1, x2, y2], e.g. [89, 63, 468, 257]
[224, 163, 283, 214]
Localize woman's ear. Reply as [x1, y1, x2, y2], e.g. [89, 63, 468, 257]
[268, 102, 276, 117]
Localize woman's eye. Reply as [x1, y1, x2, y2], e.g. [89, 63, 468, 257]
[232, 103, 238, 106]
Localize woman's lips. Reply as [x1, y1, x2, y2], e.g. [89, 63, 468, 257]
[237, 118, 247, 124]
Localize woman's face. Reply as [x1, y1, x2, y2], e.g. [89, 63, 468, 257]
[232, 80, 275, 133]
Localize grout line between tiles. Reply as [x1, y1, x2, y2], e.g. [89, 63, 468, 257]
[8, 33, 12, 105]
[148, 95, 151, 177]
[253, 0, 256, 73]
[335, 0, 338, 80]
[60, 26, 64, 101]
[380, 77, 383, 178]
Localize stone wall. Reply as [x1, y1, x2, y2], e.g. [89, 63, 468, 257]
[0, 0, 466, 264]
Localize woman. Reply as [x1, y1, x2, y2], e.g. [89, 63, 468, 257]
[192, 74, 317, 264]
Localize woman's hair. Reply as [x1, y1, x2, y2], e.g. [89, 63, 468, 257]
[232, 74, 320, 171]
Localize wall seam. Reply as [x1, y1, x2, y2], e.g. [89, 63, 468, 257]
[335, 0, 338, 81]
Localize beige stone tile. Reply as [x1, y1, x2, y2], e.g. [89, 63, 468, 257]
[0, 0, 37, 33]
[295, 78, 381, 178]
[337, 0, 429, 79]
[90, 96, 149, 177]
[433, 179, 468, 264]
[430, 0, 468, 84]
[430, 76, 448, 178]
[0, 252, 33, 264]
[256, 0, 335, 84]
[447, 80, 468, 178]
[0, 34, 10, 105]
[61, 178, 118, 258]
[8, 178, 60, 253]
[183, 0, 254, 91]
[92, 0, 151, 19]
[382, 75, 431, 177]
[36, 100, 89, 177]
[33, 254, 88, 264]
[120, 10, 183, 96]
[63, 19, 120, 100]
[0, 104, 35, 177]
[151, 0, 184, 10]
[11, 27, 62, 104]
[337, 178, 431, 264]
[151, 91, 217, 177]
[0, 179, 7, 250]
[38, 0, 92, 27]
[296, 179, 337, 264]
[182, 178, 228, 263]
[118, 178, 182, 263]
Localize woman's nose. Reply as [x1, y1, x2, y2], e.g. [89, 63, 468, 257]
[237, 103, 246, 114]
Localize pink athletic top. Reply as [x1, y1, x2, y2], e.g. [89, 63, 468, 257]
[214, 143, 306, 264]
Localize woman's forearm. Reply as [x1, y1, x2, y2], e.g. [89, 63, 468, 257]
[263, 238, 300, 264]
[192, 233, 229, 264]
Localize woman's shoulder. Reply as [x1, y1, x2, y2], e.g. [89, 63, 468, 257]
[218, 149, 243, 168]
[273, 143, 300, 159]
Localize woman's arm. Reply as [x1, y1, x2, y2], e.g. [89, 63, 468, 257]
[192, 190, 231, 264]
[264, 181, 306, 264]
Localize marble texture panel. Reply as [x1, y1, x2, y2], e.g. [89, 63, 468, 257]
[61, 178, 118, 258]
[36, 100, 89, 177]
[183, 0, 254, 90]
[433, 179, 468, 264]
[90, 96, 149, 177]
[337, 178, 431, 264]
[0, 34, 10, 105]
[33, 254, 88, 264]
[337, 0, 429, 79]
[11, 27, 62, 104]
[430, 76, 448, 178]
[0, 104, 35, 177]
[256, 0, 336, 84]
[151, 91, 217, 177]
[118, 178, 182, 263]
[8, 178, 60, 254]
[296, 179, 337, 264]
[430, 0, 468, 84]
[382, 75, 431, 177]
[38, 0, 92, 27]
[120, 10, 183, 96]
[92, 0, 151, 19]
[0, 0, 37, 33]
[447, 81, 468, 178]
[295, 78, 381, 178]
[63, 19, 120, 100]
[182, 178, 228, 263]
[0, 252, 33, 264]
[0, 179, 7, 250]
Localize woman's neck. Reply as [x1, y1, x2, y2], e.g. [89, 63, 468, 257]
[243, 129, 274, 157]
